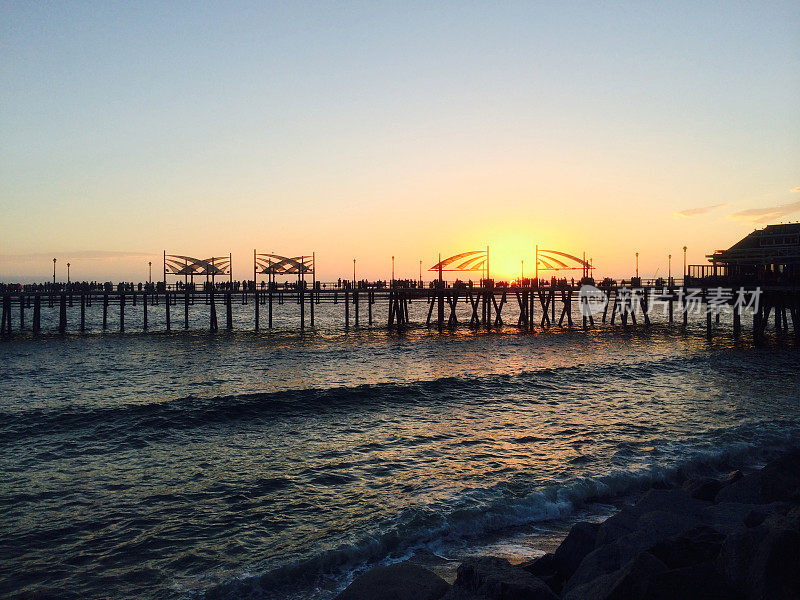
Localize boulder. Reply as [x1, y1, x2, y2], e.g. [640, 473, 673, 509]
[648, 525, 725, 569]
[701, 502, 762, 536]
[759, 452, 800, 503]
[715, 472, 765, 505]
[642, 561, 741, 600]
[717, 524, 800, 600]
[683, 477, 723, 502]
[564, 510, 700, 594]
[444, 556, 558, 600]
[553, 521, 599, 576]
[336, 562, 450, 600]
[521, 553, 564, 594]
[563, 551, 667, 600]
[722, 470, 744, 486]
[634, 488, 709, 517]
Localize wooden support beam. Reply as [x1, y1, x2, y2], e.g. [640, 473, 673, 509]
[103, 294, 108, 330]
[682, 287, 688, 326]
[120, 293, 125, 333]
[210, 291, 218, 331]
[59, 293, 67, 333]
[557, 291, 568, 327]
[733, 302, 740, 338]
[166, 292, 171, 331]
[33, 295, 41, 333]
[437, 288, 444, 332]
[143, 293, 148, 330]
[354, 291, 359, 327]
[492, 291, 505, 326]
[254, 291, 259, 330]
[345, 290, 349, 328]
[268, 288, 273, 329]
[448, 292, 459, 326]
[538, 290, 551, 328]
[80, 294, 86, 332]
[226, 292, 233, 329]
[184, 291, 189, 330]
[300, 286, 305, 331]
[1, 295, 7, 335]
[640, 293, 650, 326]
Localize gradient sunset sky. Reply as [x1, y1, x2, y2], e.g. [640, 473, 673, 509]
[1, 1, 798, 282]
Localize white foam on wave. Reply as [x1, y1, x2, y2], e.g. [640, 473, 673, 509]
[198, 420, 800, 600]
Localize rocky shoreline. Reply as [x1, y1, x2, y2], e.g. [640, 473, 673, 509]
[336, 450, 800, 600]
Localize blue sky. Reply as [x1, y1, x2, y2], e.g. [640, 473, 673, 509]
[1, 1, 798, 281]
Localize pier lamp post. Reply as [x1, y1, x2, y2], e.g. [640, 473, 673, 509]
[668, 255, 672, 283]
[53, 258, 56, 285]
[392, 255, 395, 288]
[149, 261, 152, 284]
[635, 252, 639, 278]
[353, 258, 356, 288]
[419, 260, 422, 287]
[67, 262, 70, 284]
[683, 246, 687, 279]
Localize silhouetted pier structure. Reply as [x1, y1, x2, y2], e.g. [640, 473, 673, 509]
[1, 282, 796, 345]
[2, 229, 799, 343]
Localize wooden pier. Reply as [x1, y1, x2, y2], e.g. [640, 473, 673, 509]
[1, 282, 797, 344]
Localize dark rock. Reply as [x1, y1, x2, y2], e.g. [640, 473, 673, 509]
[563, 551, 667, 600]
[722, 470, 744, 486]
[553, 521, 600, 577]
[643, 561, 741, 600]
[634, 488, 709, 516]
[521, 553, 564, 594]
[648, 525, 725, 569]
[683, 477, 724, 502]
[651, 479, 674, 490]
[593, 504, 641, 547]
[566, 509, 701, 593]
[702, 502, 762, 536]
[444, 556, 558, 600]
[336, 562, 450, 600]
[715, 472, 765, 505]
[760, 452, 800, 503]
[717, 524, 800, 600]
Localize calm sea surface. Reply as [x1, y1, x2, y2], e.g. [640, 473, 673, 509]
[2, 300, 799, 599]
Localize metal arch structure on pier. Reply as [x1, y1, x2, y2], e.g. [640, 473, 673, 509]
[253, 251, 316, 330]
[535, 247, 593, 280]
[428, 249, 488, 276]
[163, 252, 232, 285]
[254, 252, 314, 280]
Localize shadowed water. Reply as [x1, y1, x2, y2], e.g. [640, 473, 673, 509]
[1, 302, 799, 599]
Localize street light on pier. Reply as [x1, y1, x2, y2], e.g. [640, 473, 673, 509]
[419, 260, 422, 287]
[683, 246, 687, 279]
[391, 255, 395, 288]
[353, 258, 356, 288]
[635, 252, 639, 278]
[53, 258, 56, 285]
[668, 254, 672, 282]
[67, 262, 70, 284]
[149, 261, 152, 284]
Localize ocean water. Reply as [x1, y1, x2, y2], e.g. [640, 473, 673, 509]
[1, 299, 799, 599]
